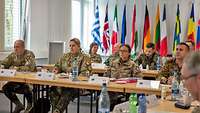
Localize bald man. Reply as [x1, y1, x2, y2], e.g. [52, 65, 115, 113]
[1, 40, 36, 113]
[104, 43, 121, 66]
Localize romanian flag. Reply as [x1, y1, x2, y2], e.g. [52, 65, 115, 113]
[196, 19, 200, 49]
[173, 4, 181, 53]
[143, 4, 151, 50]
[187, 3, 195, 43]
[102, 2, 110, 53]
[160, 4, 168, 56]
[111, 4, 119, 53]
[131, 3, 136, 49]
[153, 4, 160, 52]
[121, 5, 126, 45]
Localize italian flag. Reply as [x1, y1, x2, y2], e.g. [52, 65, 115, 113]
[111, 4, 118, 53]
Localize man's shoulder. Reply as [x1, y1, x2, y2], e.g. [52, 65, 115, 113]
[24, 50, 35, 56]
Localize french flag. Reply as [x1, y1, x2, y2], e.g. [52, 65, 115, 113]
[160, 4, 168, 56]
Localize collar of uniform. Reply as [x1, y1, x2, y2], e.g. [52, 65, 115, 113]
[70, 50, 81, 57]
[119, 58, 130, 64]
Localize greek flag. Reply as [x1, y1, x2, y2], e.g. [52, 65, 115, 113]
[91, 0, 103, 51]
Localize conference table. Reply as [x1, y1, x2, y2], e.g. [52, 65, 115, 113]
[40, 64, 159, 78]
[0, 72, 166, 113]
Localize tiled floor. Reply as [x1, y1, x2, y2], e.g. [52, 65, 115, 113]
[0, 93, 97, 113]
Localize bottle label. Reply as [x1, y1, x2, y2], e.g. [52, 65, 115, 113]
[98, 108, 109, 113]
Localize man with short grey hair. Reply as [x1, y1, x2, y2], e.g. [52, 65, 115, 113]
[181, 51, 200, 113]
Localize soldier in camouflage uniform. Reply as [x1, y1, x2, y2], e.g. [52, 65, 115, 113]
[1, 40, 36, 113]
[181, 52, 200, 113]
[107, 44, 140, 110]
[50, 38, 91, 113]
[89, 42, 102, 63]
[159, 42, 189, 84]
[135, 42, 159, 70]
[104, 43, 121, 66]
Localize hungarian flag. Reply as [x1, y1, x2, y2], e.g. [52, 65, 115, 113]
[153, 4, 160, 52]
[160, 4, 168, 56]
[196, 19, 200, 49]
[121, 5, 126, 45]
[111, 4, 119, 53]
[187, 3, 195, 43]
[131, 3, 136, 49]
[173, 4, 181, 53]
[143, 4, 151, 50]
[102, 3, 110, 53]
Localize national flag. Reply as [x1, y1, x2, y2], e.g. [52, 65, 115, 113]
[102, 2, 110, 53]
[131, 3, 136, 49]
[91, 0, 102, 50]
[160, 4, 168, 56]
[111, 4, 119, 53]
[121, 5, 126, 45]
[143, 4, 151, 50]
[173, 4, 181, 52]
[187, 3, 195, 43]
[196, 19, 200, 49]
[153, 4, 160, 52]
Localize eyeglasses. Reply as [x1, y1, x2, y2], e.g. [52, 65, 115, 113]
[182, 74, 197, 81]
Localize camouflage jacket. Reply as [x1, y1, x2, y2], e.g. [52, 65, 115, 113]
[159, 58, 181, 82]
[55, 51, 91, 75]
[1, 50, 36, 72]
[109, 58, 140, 78]
[90, 53, 102, 63]
[135, 52, 159, 70]
[104, 52, 120, 66]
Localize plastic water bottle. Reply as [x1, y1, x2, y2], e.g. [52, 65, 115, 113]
[138, 94, 147, 113]
[129, 93, 137, 113]
[156, 56, 161, 70]
[171, 71, 179, 101]
[72, 58, 78, 81]
[98, 83, 110, 113]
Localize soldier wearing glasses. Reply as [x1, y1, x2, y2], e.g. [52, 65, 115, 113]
[108, 44, 140, 110]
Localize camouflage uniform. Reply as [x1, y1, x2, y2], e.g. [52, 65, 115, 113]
[159, 58, 181, 84]
[50, 51, 91, 113]
[135, 52, 159, 70]
[107, 58, 140, 110]
[110, 58, 140, 78]
[104, 52, 120, 66]
[1, 50, 36, 112]
[90, 53, 102, 63]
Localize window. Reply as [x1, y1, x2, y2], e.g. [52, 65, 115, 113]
[71, 0, 94, 53]
[4, 0, 23, 50]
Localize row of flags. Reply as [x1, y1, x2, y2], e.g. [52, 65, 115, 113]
[91, 0, 200, 56]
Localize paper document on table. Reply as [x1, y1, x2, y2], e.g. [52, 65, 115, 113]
[91, 63, 106, 69]
[0, 69, 16, 76]
[136, 80, 160, 89]
[36, 72, 54, 80]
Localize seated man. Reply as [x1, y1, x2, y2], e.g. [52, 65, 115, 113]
[159, 42, 189, 84]
[1, 40, 36, 113]
[50, 38, 91, 113]
[108, 44, 140, 110]
[135, 42, 159, 70]
[104, 43, 121, 66]
[181, 51, 200, 113]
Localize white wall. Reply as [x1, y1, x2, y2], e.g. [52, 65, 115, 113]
[30, 0, 71, 58]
